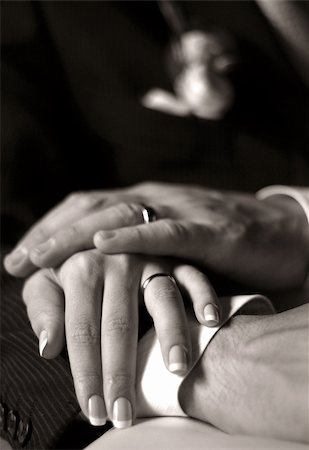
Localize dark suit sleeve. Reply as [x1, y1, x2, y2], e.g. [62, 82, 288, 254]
[0, 264, 81, 449]
[0, 3, 95, 448]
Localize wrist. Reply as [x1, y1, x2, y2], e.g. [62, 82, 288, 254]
[179, 308, 309, 443]
[178, 315, 252, 430]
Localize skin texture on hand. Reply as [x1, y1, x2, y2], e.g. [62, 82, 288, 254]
[22, 249, 220, 428]
[94, 184, 309, 290]
[179, 304, 309, 443]
[4, 183, 309, 291]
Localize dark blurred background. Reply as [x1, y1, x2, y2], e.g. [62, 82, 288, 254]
[2, 1, 308, 246]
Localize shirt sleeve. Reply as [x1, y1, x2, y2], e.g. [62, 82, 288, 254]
[256, 185, 309, 225]
[135, 294, 275, 419]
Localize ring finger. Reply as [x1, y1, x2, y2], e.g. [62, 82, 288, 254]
[142, 262, 192, 375]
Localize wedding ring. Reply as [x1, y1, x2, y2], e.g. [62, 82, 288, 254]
[141, 205, 157, 224]
[141, 273, 176, 295]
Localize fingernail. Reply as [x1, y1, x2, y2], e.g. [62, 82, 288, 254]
[32, 239, 54, 257]
[88, 395, 106, 426]
[168, 345, 188, 374]
[5, 247, 28, 266]
[204, 304, 219, 326]
[39, 330, 48, 357]
[112, 397, 132, 429]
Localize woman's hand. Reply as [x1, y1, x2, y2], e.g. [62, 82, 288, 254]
[22, 250, 220, 428]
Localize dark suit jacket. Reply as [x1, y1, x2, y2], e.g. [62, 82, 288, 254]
[1, 1, 308, 448]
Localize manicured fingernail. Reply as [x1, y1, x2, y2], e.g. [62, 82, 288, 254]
[5, 247, 28, 266]
[112, 397, 132, 429]
[32, 239, 54, 257]
[39, 330, 48, 357]
[168, 345, 188, 374]
[204, 304, 219, 326]
[88, 395, 106, 426]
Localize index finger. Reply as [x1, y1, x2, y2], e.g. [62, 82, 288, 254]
[4, 188, 141, 277]
[4, 192, 107, 277]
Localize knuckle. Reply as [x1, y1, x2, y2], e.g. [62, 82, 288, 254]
[105, 316, 132, 338]
[162, 219, 186, 241]
[114, 203, 142, 226]
[63, 251, 103, 279]
[82, 195, 105, 211]
[153, 284, 179, 302]
[131, 181, 149, 192]
[74, 372, 102, 389]
[133, 181, 157, 192]
[31, 227, 49, 244]
[61, 224, 82, 241]
[66, 191, 104, 211]
[105, 372, 132, 389]
[70, 322, 100, 345]
[184, 266, 208, 284]
[146, 280, 180, 312]
[106, 253, 134, 273]
[65, 191, 86, 204]
[160, 325, 188, 341]
[131, 227, 148, 249]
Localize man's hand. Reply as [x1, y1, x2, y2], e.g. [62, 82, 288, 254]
[179, 304, 309, 443]
[5, 183, 309, 290]
[4, 189, 145, 277]
[94, 183, 309, 291]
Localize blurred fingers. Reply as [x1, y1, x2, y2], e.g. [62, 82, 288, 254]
[4, 192, 106, 277]
[29, 203, 153, 269]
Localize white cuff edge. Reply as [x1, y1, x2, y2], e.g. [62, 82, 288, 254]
[256, 185, 309, 226]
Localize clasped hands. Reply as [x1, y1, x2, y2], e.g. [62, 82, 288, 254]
[4, 183, 309, 430]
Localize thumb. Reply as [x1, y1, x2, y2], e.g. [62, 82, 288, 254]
[94, 219, 203, 259]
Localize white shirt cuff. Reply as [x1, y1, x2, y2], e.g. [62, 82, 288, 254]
[256, 185, 309, 226]
[136, 294, 274, 419]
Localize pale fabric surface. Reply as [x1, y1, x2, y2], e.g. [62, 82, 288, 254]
[86, 417, 308, 450]
[86, 290, 308, 450]
[2, 288, 307, 450]
[257, 186, 309, 225]
[135, 295, 274, 418]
